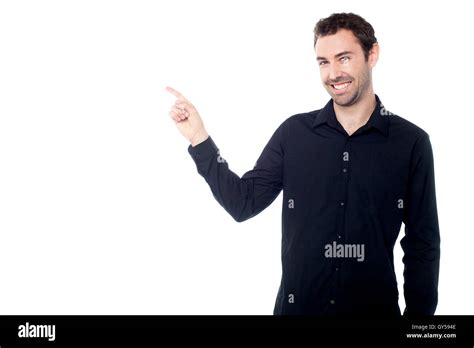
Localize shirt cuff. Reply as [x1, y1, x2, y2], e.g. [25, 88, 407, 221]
[187, 136, 218, 162]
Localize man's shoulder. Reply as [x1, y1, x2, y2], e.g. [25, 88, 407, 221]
[387, 113, 430, 140]
[278, 108, 323, 129]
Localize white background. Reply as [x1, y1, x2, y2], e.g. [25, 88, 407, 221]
[0, 0, 472, 314]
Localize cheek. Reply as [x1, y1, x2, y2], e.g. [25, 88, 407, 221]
[342, 64, 360, 80]
[319, 69, 329, 83]
[319, 72, 325, 83]
[356, 64, 371, 83]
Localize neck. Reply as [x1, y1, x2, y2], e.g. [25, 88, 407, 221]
[333, 88, 376, 136]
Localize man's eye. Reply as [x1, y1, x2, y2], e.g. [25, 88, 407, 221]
[319, 61, 327, 66]
[340, 56, 349, 62]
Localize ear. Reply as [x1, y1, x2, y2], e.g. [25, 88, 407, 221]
[368, 43, 379, 68]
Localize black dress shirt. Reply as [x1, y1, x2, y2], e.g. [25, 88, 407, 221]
[188, 95, 440, 316]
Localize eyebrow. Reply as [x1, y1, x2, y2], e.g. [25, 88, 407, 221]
[316, 50, 354, 61]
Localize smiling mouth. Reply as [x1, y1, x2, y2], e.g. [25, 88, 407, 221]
[330, 81, 352, 91]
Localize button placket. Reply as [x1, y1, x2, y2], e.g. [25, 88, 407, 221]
[334, 140, 352, 293]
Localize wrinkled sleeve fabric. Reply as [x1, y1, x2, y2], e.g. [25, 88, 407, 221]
[400, 134, 440, 316]
[187, 123, 285, 222]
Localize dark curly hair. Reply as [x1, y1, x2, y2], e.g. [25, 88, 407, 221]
[314, 13, 377, 61]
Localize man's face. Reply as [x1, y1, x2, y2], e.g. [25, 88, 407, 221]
[315, 29, 377, 107]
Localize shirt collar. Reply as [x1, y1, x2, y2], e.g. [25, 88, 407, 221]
[312, 94, 389, 137]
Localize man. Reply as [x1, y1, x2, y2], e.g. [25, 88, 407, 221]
[166, 12, 440, 316]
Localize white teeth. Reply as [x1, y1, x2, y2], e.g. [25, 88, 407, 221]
[333, 82, 350, 90]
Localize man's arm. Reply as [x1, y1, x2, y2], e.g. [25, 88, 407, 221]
[166, 86, 284, 222]
[400, 133, 440, 315]
[187, 128, 284, 222]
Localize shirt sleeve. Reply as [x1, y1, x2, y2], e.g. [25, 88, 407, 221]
[400, 133, 441, 315]
[187, 123, 285, 222]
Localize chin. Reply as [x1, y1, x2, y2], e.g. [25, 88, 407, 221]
[333, 95, 352, 106]
[333, 92, 359, 107]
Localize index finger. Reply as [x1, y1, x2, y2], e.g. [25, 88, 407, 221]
[166, 86, 187, 100]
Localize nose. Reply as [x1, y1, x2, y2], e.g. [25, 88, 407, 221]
[328, 64, 343, 83]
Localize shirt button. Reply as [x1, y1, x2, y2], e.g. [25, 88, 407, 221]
[335, 267, 339, 271]
[340, 202, 345, 206]
[330, 300, 335, 305]
[342, 168, 347, 173]
[338, 235, 341, 239]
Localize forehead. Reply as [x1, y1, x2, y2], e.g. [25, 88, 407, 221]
[315, 29, 362, 57]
